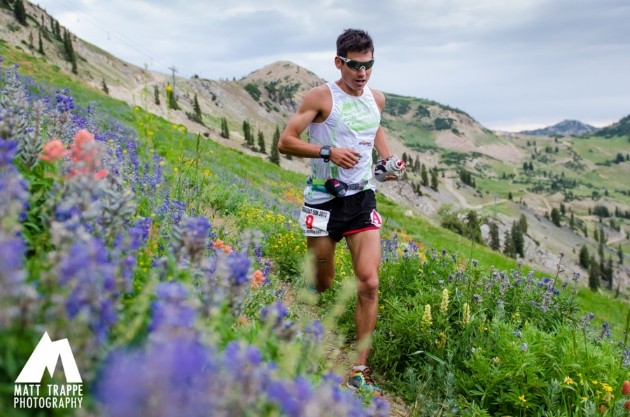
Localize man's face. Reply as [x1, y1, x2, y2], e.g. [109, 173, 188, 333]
[336, 50, 374, 94]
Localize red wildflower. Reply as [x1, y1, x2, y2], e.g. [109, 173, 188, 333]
[251, 270, 265, 287]
[39, 139, 69, 162]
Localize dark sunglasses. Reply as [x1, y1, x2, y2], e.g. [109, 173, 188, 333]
[338, 56, 375, 71]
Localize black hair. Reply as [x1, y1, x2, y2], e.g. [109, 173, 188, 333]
[336, 28, 374, 57]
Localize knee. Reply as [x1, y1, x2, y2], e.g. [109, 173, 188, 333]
[357, 275, 379, 299]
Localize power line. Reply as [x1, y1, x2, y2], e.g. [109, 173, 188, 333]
[38, 0, 174, 73]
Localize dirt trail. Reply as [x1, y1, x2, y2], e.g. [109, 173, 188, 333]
[282, 284, 412, 416]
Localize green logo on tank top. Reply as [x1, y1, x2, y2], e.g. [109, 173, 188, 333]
[341, 100, 380, 132]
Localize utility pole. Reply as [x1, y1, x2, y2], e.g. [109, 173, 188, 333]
[168, 65, 177, 91]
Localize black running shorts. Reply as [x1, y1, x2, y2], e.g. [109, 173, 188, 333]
[299, 190, 382, 242]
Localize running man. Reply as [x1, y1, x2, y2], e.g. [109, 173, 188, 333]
[278, 28, 402, 396]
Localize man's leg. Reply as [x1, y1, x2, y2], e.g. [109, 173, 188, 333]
[345, 229, 381, 365]
[306, 236, 336, 292]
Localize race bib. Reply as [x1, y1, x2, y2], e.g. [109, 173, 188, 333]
[299, 206, 330, 237]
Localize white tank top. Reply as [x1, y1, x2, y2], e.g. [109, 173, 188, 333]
[305, 82, 380, 204]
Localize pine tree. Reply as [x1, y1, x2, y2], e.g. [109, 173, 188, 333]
[14, 0, 27, 26]
[511, 221, 525, 258]
[242, 120, 253, 148]
[269, 126, 280, 165]
[192, 94, 202, 123]
[578, 245, 590, 269]
[588, 256, 600, 291]
[503, 230, 516, 258]
[220, 117, 230, 139]
[166, 84, 179, 110]
[484, 222, 497, 251]
[605, 257, 614, 290]
[154, 85, 160, 105]
[618, 244, 624, 265]
[37, 30, 44, 55]
[421, 164, 428, 187]
[101, 79, 109, 94]
[430, 168, 439, 191]
[63, 29, 78, 74]
[54, 21, 61, 40]
[257, 130, 266, 154]
[550, 207, 562, 227]
[465, 210, 482, 243]
[518, 214, 528, 234]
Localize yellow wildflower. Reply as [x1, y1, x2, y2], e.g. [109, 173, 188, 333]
[440, 288, 449, 315]
[462, 303, 471, 326]
[519, 394, 526, 403]
[564, 376, 575, 385]
[421, 304, 432, 329]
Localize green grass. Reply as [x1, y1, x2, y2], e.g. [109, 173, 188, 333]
[577, 288, 630, 340]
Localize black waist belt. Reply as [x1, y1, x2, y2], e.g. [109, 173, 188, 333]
[307, 178, 368, 193]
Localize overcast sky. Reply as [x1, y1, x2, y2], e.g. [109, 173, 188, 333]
[34, 0, 630, 132]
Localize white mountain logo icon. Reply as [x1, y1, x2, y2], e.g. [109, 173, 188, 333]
[15, 332, 82, 383]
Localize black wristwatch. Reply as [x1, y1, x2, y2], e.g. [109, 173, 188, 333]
[319, 145, 331, 162]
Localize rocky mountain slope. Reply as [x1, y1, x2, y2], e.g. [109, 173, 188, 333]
[2, 0, 628, 293]
[520, 119, 600, 136]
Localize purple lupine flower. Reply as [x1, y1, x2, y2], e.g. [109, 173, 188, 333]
[96, 336, 214, 417]
[261, 301, 289, 327]
[130, 217, 151, 249]
[158, 191, 171, 216]
[170, 199, 186, 224]
[55, 88, 75, 113]
[227, 251, 251, 286]
[182, 215, 211, 262]
[58, 237, 117, 343]
[266, 377, 313, 417]
[261, 301, 296, 340]
[0, 149, 29, 225]
[582, 313, 595, 330]
[367, 396, 391, 417]
[0, 140, 18, 165]
[304, 320, 325, 344]
[149, 282, 197, 333]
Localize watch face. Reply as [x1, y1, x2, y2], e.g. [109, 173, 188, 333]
[320, 146, 331, 158]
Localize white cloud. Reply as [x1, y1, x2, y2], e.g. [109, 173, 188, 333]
[35, 0, 630, 131]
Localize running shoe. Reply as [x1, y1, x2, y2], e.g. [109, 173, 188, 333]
[346, 366, 383, 396]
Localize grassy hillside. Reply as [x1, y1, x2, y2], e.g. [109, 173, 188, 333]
[2, 4, 630, 414]
[1, 33, 628, 415]
[4, 0, 629, 296]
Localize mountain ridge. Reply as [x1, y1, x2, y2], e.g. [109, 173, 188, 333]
[519, 119, 600, 136]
